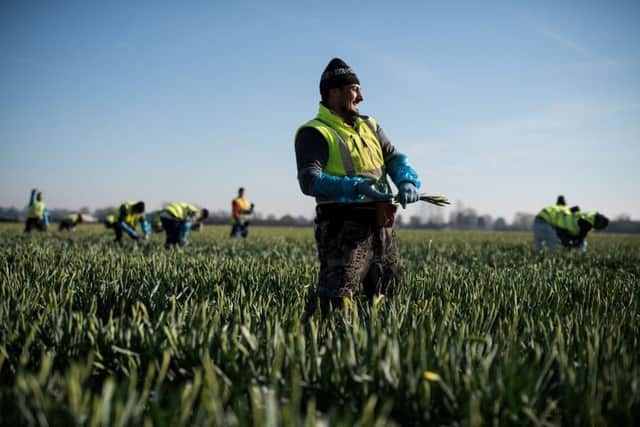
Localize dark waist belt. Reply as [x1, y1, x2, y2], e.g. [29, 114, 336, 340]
[316, 203, 379, 223]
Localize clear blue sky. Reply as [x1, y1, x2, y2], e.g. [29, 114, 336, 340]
[2, 0, 639, 221]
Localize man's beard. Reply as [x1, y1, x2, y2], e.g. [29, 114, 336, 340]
[338, 102, 358, 122]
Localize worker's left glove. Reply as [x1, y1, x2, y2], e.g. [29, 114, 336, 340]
[357, 179, 393, 201]
[397, 182, 419, 209]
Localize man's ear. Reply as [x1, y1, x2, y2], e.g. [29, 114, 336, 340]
[327, 87, 341, 101]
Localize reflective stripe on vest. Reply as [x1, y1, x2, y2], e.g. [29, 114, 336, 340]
[164, 203, 198, 221]
[296, 103, 385, 181]
[538, 205, 579, 235]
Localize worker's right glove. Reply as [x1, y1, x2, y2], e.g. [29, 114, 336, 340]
[356, 179, 393, 201]
[119, 221, 139, 240]
[180, 222, 191, 246]
[396, 182, 419, 209]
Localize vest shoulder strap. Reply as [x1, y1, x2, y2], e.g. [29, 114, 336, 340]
[313, 118, 356, 178]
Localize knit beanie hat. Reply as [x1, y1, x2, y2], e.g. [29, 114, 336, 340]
[594, 213, 609, 230]
[320, 58, 360, 97]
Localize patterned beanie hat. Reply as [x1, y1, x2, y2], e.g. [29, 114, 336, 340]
[320, 58, 360, 96]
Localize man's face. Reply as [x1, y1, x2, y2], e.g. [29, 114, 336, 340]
[334, 84, 363, 119]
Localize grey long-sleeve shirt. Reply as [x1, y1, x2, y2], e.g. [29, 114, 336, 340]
[294, 121, 399, 196]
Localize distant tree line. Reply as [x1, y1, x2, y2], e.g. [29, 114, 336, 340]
[1, 204, 639, 234]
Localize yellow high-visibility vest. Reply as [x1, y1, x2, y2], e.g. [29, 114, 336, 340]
[538, 205, 581, 235]
[111, 201, 144, 227]
[296, 103, 385, 183]
[164, 203, 199, 221]
[232, 197, 250, 224]
[62, 213, 79, 223]
[28, 201, 45, 219]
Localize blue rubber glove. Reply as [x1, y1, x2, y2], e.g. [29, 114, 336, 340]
[387, 154, 421, 189]
[357, 179, 393, 201]
[312, 174, 364, 203]
[29, 189, 37, 205]
[119, 221, 139, 240]
[141, 218, 151, 236]
[180, 222, 192, 246]
[397, 182, 419, 208]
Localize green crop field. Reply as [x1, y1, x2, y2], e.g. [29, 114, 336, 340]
[1, 224, 639, 426]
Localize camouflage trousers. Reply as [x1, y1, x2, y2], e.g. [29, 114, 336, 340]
[314, 218, 402, 300]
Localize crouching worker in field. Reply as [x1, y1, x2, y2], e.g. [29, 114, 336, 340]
[295, 58, 422, 320]
[533, 205, 609, 252]
[104, 201, 149, 243]
[59, 213, 83, 231]
[159, 202, 208, 247]
[24, 189, 50, 233]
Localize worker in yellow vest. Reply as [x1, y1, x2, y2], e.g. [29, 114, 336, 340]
[556, 194, 580, 214]
[231, 187, 254, 238]
[104, 201, 148, 243]
[294, 58, 423, 318]
[159, 202, 208, 247]
[59, 213, 83, 232]
[24, 189, 50, 233]
[533, 205, 609, 252]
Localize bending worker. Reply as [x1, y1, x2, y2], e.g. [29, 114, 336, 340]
[159, 202, 209, 247]
[533, 204, 609, 252]
[59, 212, 83, 232]
[146, 210, 164, 233]
[104, 201, 148, 243]
[231, 187, 254, 238]
[295, 58, 422, 318]
[24, 189, 50, 233]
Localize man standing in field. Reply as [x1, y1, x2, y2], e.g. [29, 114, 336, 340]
[159, 202, 208, 247]
[104, 201, 149, 243]
[533, 204, 609, 252]
[295, 58, 422, 318]
[24, 189, 50, 233]
[231, 187, 254, 238]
